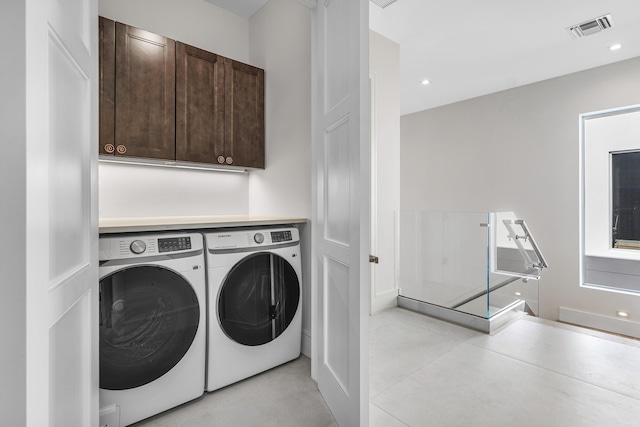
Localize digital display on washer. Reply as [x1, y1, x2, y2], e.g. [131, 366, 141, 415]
[158, 237, 191, 252]
[270, 231, 292, 243]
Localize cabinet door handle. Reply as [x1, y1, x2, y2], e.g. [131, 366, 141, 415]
[225, 156, 233, 165]
[217, 155, 225, 164]
[104, 144, 115, 154]
[116, 145, 127, 154]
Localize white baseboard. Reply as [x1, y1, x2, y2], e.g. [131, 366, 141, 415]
[559, 306, 640, 339]
[301, 329, 311, 358]
[371, 289, 398, 315]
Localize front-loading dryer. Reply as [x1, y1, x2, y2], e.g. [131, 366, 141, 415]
[204, 226, 302, 392]
[98, 232, 206, 427]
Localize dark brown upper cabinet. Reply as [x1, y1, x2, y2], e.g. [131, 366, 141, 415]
[100, 18, 176, 160]
[99, 17, 115, 155]
[175, 42, 225, 164]
[176, 44, 265, 169]
[99, 17, 264, 169]
[114, 22, 176, 160]
[225, 60, 265, 169]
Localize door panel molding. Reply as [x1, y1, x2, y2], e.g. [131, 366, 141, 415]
[311, 0, 369, 425]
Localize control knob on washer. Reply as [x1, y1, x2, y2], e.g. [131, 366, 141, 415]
[130, 240, 146, 254]
[254, 233, 264, 244]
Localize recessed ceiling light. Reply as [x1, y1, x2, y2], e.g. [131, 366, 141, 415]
[421, 79, 430, 85]
[609, 43, 622, 51]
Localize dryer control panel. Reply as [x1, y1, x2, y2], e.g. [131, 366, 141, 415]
[207, 227, 299, 251]
[269, 230, 292, 243]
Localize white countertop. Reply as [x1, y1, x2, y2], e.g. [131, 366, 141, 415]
[99, 215, 308, 234]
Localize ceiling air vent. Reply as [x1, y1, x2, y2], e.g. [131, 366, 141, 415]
[568, 14, 614, 38]
[370, 0, 398, 9]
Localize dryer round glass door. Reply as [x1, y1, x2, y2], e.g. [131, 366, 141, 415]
[99, 265, 200, 390]
[218, 253, 300, 346]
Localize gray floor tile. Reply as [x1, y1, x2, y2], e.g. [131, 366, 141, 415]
[468, 317, 640, 399]
[369, 310, 476, 398]
[371, 307, 479, 340]
[133, 356, 335, 427]
[370, 403, 409, 427]
[371, 342, 640, 427]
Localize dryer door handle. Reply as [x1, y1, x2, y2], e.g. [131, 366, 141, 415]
[269, 302, 280, 319]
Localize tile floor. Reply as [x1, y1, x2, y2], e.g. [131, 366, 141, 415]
[370, 307, 640, 427]
[132, 355, 336, 427]
[133, 307, 640, 426]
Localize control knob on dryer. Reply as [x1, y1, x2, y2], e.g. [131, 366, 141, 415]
[254, 233, 265, 244]
[130, 240, 146, 254]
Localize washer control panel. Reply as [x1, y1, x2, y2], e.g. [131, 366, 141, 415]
[99, 233, 202, 261]
[119, 238, 156, 256]
[129, 240, 147, 254]
[158, 236, 192, 252]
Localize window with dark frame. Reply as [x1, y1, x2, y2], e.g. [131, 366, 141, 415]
[611, 150, 640, 249]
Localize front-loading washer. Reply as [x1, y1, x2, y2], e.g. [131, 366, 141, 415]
[204, 226, 302, 392]
[98, 232, 206, 427]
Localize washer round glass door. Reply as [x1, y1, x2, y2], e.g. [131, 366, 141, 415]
[99, 265, 200, 390]
[218, 252, 300, 346]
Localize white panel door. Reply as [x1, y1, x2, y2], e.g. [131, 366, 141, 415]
[25, 0, 99, 425]
[311, 0, 370, 425]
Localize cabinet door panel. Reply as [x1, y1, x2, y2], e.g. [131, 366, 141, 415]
[99, 17, 115, 156]
[115, 23, 175, 160]
[176, 42, 225, 164]
[226, 60, 265, 169]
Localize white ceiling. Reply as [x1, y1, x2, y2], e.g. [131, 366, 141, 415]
[204, 0, 269, 18]
[205, 0, 640, 115]
[370, 0, 640, 115]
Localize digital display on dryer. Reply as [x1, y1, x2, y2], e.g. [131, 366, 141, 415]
[158, 237, 191, 252]
[270, 231, 292, 242]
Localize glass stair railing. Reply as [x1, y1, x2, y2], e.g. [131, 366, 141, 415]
[396, 211, 548, 333]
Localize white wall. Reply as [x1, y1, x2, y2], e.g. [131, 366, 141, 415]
[99, 164, 249, 217]
[369, 30, 400, 313]
[401, 57, 640, 332]
[248, 0, 311, 218]
[0, 1, 26, 424]
[99, 0, 250, 62]
[248, 0, 313, 356]
[98, 0, 252, 218]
